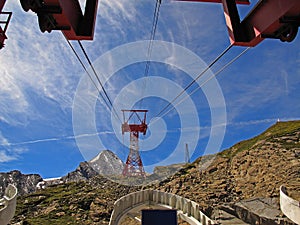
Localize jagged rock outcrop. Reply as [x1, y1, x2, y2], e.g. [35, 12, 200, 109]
[0, 170, 42, 196]
[62, 161, 99, 183]
[61, 150, 124, 183]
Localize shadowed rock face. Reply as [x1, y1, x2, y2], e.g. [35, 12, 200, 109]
[0, 170, 42, 196]
[62, 161, 99, 183]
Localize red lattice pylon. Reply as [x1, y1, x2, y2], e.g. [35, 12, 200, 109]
[121, 110, 148, 177]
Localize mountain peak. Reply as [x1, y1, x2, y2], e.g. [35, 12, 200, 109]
[89, 150, 124, 176]
[89, 150, 119, 163]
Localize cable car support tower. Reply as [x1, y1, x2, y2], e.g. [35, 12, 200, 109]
[121, 110, 148, 177]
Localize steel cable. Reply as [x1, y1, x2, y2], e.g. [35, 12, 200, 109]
[77, 40, 122, 123]
[63, 35, 121, 122]
[151, 47, 250, 124]
[64, 36, 113, 113]
[139, 0, 162, 109]
[154, 44, 234, 118]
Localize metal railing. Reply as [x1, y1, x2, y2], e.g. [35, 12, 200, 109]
[280, 185, 300, 224]
[109, 189, 216, 225]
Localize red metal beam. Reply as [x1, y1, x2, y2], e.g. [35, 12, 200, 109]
[0, 29, 6, 49]
[0, 0, 11, 49]
[56, 0, 99, 40]
[177, 0, 300, 46]
[239, 0, 300, 46]
[42, 0, 84, 39]
[122, 124, 148, 134]
[20, 0, 98, 40]
[0, 0, 6, 11]
[121, 109, 148, 135]
[121, 109, 148, 113]
[0, 0, 5, 49]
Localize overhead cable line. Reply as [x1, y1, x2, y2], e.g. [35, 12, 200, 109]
[139, 0, 162, 108]
[64, 37, 111, 112]
[151, 47, 250, 124]
[154, 44, 233, 118]
[63, 35, 121, 122]
[77, 40, 122, 123]
[139, 0, 162, 107]
[144, 0, 161, 76]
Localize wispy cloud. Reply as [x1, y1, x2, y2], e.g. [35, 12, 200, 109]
[0, 131, 10, 146]
[0, 151, 16, 163]
[0, 131, 115, 147]
[0, 4, 82, 125]
[0, 131, 28, 163]
[100, 0, 139, 24]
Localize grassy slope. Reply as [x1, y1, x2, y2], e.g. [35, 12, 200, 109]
[220, 120, 300, 158]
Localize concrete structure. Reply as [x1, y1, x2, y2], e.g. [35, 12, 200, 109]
[109, 189, 216, 225]
[0, 184, 17, 225]
[280, 185, 300, 224]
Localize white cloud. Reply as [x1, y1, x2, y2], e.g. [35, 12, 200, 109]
[99, 0, 140, 25]
[0, 147, 28, 163]
[0, 131, 10, 146]
[0, 3, 82, 125]
[0, 131, 28, 163]
[0, 151, 16, 163]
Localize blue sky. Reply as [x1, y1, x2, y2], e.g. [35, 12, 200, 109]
[0, 0, 299, 178]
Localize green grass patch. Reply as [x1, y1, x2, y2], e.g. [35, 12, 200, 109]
[219, 120, 300, 158]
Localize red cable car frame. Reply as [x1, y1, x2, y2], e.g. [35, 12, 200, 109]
[177, 0, 300, 46]
[20, 0, 98, 40]
[0, 0, 12, 49]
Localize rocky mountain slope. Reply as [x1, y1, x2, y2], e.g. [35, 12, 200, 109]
[12, 176, 139, 225]
[0, 150, 125, 195]
[3, 120, 300, 224]
[0, 170, 42, 196]
[155, 120, 300, 224]
[62, 150, 124, 183]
